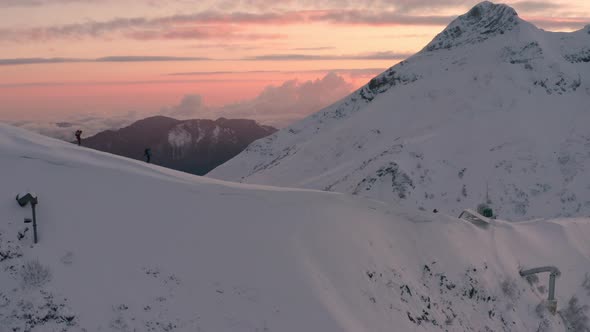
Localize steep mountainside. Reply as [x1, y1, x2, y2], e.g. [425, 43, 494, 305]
[83, 116, 276, 175]
[1, 123, 590, 331]
[209, 1, 590, 221]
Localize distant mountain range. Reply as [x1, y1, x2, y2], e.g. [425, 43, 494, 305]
[83, 116, 276, 175]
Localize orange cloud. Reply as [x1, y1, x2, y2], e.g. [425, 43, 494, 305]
[0, 10, 454, 42]
[126, 26, 284, 41]
[2, 4, 587, 43]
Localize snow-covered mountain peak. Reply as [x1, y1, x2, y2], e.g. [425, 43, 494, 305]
[209, 2, 590, 221]
[424, 1, 520, 52]
[467, 1, 518, 20]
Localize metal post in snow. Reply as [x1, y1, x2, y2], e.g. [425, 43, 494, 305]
[31, 203, 38, 244]
[16, 193, 39, 244]
[548, 271, 557, 302]
[519, 266, 561, 314]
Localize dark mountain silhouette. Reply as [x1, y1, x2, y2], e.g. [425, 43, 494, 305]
[83, 116, 276, 175]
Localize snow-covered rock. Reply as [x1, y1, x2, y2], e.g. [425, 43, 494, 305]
[208, 1, 590, 221]
[424, 1, 520, 52]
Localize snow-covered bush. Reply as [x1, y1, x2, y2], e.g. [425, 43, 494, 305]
[20, 259, 52, 288]
[500, 278, 519, 300]
[535, 302, 555, 332]
[60, 251, 74, 265]
[562, 296, 589, 332]
[534, 302, 552, 332]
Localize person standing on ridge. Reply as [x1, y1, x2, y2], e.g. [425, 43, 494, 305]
[74, 130, 83, 146]
[144, 148, 152, 163]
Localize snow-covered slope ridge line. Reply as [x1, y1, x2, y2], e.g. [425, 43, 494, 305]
[423, 1, 520, 52]
[1, 125, 590, 331]
[208, 1, 590, 221]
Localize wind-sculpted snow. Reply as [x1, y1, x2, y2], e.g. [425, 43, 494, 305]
[1, 123, 589, 330]
[209, 1, 590, 221]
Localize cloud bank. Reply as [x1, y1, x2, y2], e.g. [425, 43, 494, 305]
[1, 0, 586, 44]
[0, 51, 409, 66]
[8, 112, 141, 141]
[0, 56, 210, 66]
[161, 72, 354, 127]
[8, 72, 357, 140]
[242, 51, 413, 61]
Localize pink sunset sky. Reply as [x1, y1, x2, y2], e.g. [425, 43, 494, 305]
[1, 0, 589, 137]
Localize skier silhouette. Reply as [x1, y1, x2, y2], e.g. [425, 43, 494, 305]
[74, 130, 83, 146]
[144, 148, 152, 163]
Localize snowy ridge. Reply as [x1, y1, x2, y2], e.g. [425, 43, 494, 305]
[209, 1, 590, 221]
[1, 123, 590, 331]
[423, 1, 520, 52]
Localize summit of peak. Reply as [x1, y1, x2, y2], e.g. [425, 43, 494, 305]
[423, 1, 520, 52]
[467, 1, 518, 19]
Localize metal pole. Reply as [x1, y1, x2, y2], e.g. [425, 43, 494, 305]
[31, 203, 38, 244]
[548, 272, 557, 301]
[519, 266, 560, 314]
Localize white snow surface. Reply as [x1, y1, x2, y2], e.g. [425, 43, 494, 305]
[1, 123, 590, 331]
[208, 1, 590, 221]
[211, 125, 221, 143]
[168, 124, 194, 160]
[167, 125, 193, 148]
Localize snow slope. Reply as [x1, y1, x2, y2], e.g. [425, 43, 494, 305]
[1, 125, 590, 331]
[208, 1, 590, 221]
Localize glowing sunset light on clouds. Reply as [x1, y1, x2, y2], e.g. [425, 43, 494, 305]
[0, 0, 589, 138]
